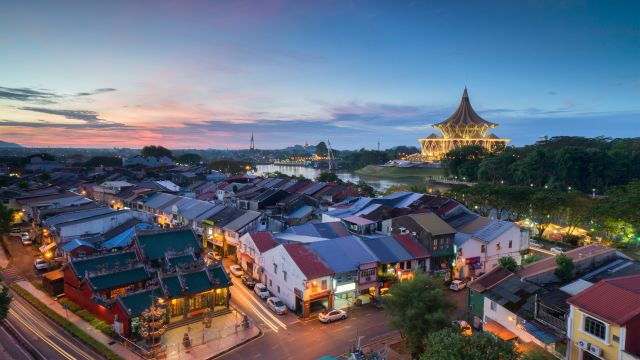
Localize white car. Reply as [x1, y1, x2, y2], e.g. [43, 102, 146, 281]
[319, 309, 347, 323]
[254, 283, 269, 299]
[529, 241, 543, 248]
[34, 258, 49, 270]
[20, 232, 32, 245]
[550, 247, 566, 254]
[266, 297, 287, 315]
[449, 280, 466, 291]
[229, 265, 244, 278]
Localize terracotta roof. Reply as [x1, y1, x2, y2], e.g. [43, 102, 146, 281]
[468, 266, 513, 292]
[567, 274, 640, 325]
[249, 231, 278, 253]
[283, 243, 333, 280]
[516, 244, 616, 279]
[393, 234, 430, 258]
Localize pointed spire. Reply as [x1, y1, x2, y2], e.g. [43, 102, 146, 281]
[462, 87, 469, 99]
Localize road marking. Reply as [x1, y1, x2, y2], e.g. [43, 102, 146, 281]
[0, 322, 37, 360]
[232, 288, 279, 333]
[9, 309, 76, 360]
[231, 277, 288, 330]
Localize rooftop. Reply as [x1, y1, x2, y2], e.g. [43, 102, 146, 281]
[137, 229, 201, 261]
[69, 250, 139, 279]
[283, 243, 333, 280]
[517, 244, 616, 279]
[568, 274, 640, 325]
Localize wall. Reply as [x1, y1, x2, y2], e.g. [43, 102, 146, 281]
[58, 211, 135, 240]
[568, 306, 621, 360]
[262, 246, 303, 311]
[483, 297, 541, 346]
[459, 226, 524, 273]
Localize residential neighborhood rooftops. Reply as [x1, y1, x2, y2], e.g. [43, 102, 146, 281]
[283, 243, 333, 280]
[393, 234, 430, 258]
[282, 222, 349, 239]
[407, 212, 455, 235]
[309, 236, 378, 274]
[43, 206, 114, 227]
[137, 229, 201, 261]
[482, 275, 542, 318]
[223, 210, 261, 232]
[472, 220, 515, 243]
[247, 232, 278, 253]
[469, 266, 513, 292]
[517, 244, 616, 279]
[568, 274, 640, 325]
[361, 236, 412, 264]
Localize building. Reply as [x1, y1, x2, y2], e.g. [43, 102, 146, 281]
[261, 243, 333, 318]
[416, 88, 510, 161]
[567, 275, 640, 360]
[237, 231, 279, 282]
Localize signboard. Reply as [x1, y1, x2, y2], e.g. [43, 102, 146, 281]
[334, 282, 356, 294]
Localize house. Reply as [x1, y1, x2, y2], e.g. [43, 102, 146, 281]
[202, 208, 263, 256]
[275, 222, 350, 243]
[134, 228, 203, 266]
[52, 209, 136, 244]
[308, 236, 379, 308]
[567, 275, 640, 360]
[361, 235, 417, 296]
[261, 243, 333, 318]
[387, 212, 456, 272]
[455, 219, 529, 278]
[237, 231, 279, 282]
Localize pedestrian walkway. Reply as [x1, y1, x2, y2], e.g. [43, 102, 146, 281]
[0, 265, 25, 283]
[13, 280, 139, 360]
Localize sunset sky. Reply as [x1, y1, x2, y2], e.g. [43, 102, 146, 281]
[1, 0, 638, 149]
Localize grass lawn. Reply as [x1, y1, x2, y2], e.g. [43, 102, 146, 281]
[354, 165, 446, 180]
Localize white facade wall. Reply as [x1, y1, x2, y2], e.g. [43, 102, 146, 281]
[238, 233, 266, 280]
[58, 211, 135, 241]
[321, 213, 341, 223]
[483, 298, 543, 347]
[459, 225, 527, 272]
[261, 245, 304, 310]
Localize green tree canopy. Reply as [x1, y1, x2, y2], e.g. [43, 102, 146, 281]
[316, 172, 341, 183]
[207, 160, 250, 175]
[498, 256, 518, 272]
[420, 328, 518, 360]
[554, 254, 575, 282]
[0, 203, 14, 233]
[177, 153, 202, 165]
[383, 274, 455, 355]
[315, 141, 328, 157]
[141, 145, 173, 159]
[443, 145, 487, 181]
[0, 284, 11, 322]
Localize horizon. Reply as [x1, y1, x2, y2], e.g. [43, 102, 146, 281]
[1, 1, 639, 149]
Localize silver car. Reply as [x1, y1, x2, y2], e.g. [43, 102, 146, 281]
[254, 283, 269, 299]
[319, 309, 347, 323]
[266, 297, 287, 315]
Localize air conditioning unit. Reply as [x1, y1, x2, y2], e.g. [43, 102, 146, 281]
[577, 340, 589, 350]
[588, 344, 602, 356]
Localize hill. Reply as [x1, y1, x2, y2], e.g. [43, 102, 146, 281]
[354, 165, 445, 180]
[0, 140, 22, 148]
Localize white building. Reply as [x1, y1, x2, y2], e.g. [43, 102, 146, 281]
[261, 243, 334, 319]
[237, 231, 279, 281]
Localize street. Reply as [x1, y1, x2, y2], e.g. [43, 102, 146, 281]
[3, 233, 44, 283]
[219, 267, 468, 360]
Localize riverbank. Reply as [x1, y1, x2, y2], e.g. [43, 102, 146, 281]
[354, 165, 446, 180]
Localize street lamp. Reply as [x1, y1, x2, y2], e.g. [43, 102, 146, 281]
[592, 188, 596, 199]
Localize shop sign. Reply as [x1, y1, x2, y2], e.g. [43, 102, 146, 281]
[335, 282, 356, 294]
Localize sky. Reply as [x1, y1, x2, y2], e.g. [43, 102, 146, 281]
[0, 0, 638, 150]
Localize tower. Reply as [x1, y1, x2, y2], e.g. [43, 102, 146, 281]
[250, 132, 255, 151]
[327, 139, 335, 171]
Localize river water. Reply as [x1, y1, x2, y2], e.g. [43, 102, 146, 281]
[255, 164, 424, 193]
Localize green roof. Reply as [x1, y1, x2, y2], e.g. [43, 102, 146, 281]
[118, 289, 163, 317]
[137, 230, 201, 261]
[70, 251, 138, 279]
[210, 266, 232, 287]
[162, 276, 183, 298]
[88, 267, 149, 291]
[169, 255, 196, 268]
[182, 271, 213, 295]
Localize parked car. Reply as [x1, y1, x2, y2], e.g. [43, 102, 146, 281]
[449, 280, 466, 291]
[550, 247, 566, 254]
[451, 320, 473, 336]
[529, 241, 543, 248]
[207, 250, 222, 261]
[319, 309, 347, 324]
[266, 297, 287, 315]
[229, 265, 244, 278]
[241, 275, 257, 289]
[34, 258, 49, 270]
[20, 232, 32, 245]
[254, 283, 269, 299]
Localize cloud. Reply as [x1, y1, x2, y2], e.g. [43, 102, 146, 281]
[0, 86, 59, 103]
[14, 107, 128, 129]
[76, 88, 117, 96]
[548, 91, 557, 95]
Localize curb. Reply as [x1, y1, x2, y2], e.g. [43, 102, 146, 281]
[207, 327, 263, 359]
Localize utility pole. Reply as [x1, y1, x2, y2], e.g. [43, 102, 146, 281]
[327, 139, 334, 171]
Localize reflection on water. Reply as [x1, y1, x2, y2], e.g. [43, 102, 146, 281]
[255, 164, 428, 193]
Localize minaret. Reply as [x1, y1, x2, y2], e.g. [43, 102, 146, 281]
[250, 132, 255, 152]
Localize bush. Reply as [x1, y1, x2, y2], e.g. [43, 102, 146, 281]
[10, 284, 121, 360]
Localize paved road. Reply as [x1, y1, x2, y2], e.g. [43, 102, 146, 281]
[220, 272, 394, 360]
[4, 232, 42, 282]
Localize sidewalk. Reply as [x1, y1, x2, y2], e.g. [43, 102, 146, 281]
[14, 280, 139, 360]
[160, 311, 261, 360]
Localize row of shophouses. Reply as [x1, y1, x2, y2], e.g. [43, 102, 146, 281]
[467, 244, 640, 360]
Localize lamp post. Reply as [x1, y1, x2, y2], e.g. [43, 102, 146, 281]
[592, 188, 596, 199]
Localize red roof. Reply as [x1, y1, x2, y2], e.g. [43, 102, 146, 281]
[249, 231, 278, 253]
[517, 244, 616, 279]
[283, 243, 333, 280]
[468, 266, 513, 292]
[568, 274, 640, 325]
[393, 234, 430, 258]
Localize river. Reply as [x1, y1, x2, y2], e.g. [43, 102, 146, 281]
[255, 164, 427, 193]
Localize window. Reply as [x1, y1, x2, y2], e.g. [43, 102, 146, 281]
[481, 245, 486, 253]
[508, 240, 512, 249]
[283, 271, 287, 282]
[432, 239, 439, 251]
[496, 242, 501, 251]
[321, 280, 327, 290]
[273, 263, 277, 274]
[490, 301, 497, 311]
[584, 316, 607, 340]
[277, 285, 280, 293]
[269, 279, 272, 286]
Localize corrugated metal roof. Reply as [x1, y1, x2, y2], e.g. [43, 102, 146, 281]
[472, 220, 514, 243]
[361, 236, 412, 264]
[247, 232, 278, 253]
[283, 243, 333, 279]
[223, 210, 261, 232]
[568, 274, 640, 325]
[393, 234, 430, 258]
[408, 213, 455, 236]
[44, 207, 114, 227]
[309, 236, 378, 274]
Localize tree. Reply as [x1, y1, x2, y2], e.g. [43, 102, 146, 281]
[177, 153, 202, 165]
[420, 328, 518, 360]
[529, 190, 566, 240]
[141, 145, 173, 159]
[383, 274, 455, 355]
[315, 141, 328, 157]
[0, 203, 13, 233]
[356, 180, 376, 197]
[316, 172, 341, 183]
[207, 160, 248, 175]
[442, 145, 487, 181]
[498, 256, 518, 272]
[0, 284, 11, 322]
[85, 156, 123, 167]
[522, 253, 544, 265]
[37, 172, 51, 184]
[554, 254, 575, 282]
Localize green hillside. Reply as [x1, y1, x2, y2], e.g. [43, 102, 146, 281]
[354, 165, 446, 180]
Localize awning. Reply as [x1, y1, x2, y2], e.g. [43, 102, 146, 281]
[39, 242, 56, 253]
[522, 321, 561, 345]
[483, 321, 517, 341]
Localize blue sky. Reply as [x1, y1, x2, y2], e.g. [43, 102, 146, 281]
[0, 0, 638, 149]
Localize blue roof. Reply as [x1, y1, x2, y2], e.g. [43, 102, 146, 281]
[361, 236, 412, 264]
[472, 220, 514, 243]
[286, 205, 314, 219]
[101, 227, 136, 249]
[309, 236, 379, 274]
[522, 321, 561, 344]
[60, 239, 95, 252]
[283, 222, 349, 239]
[454, 232, 472, 246]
